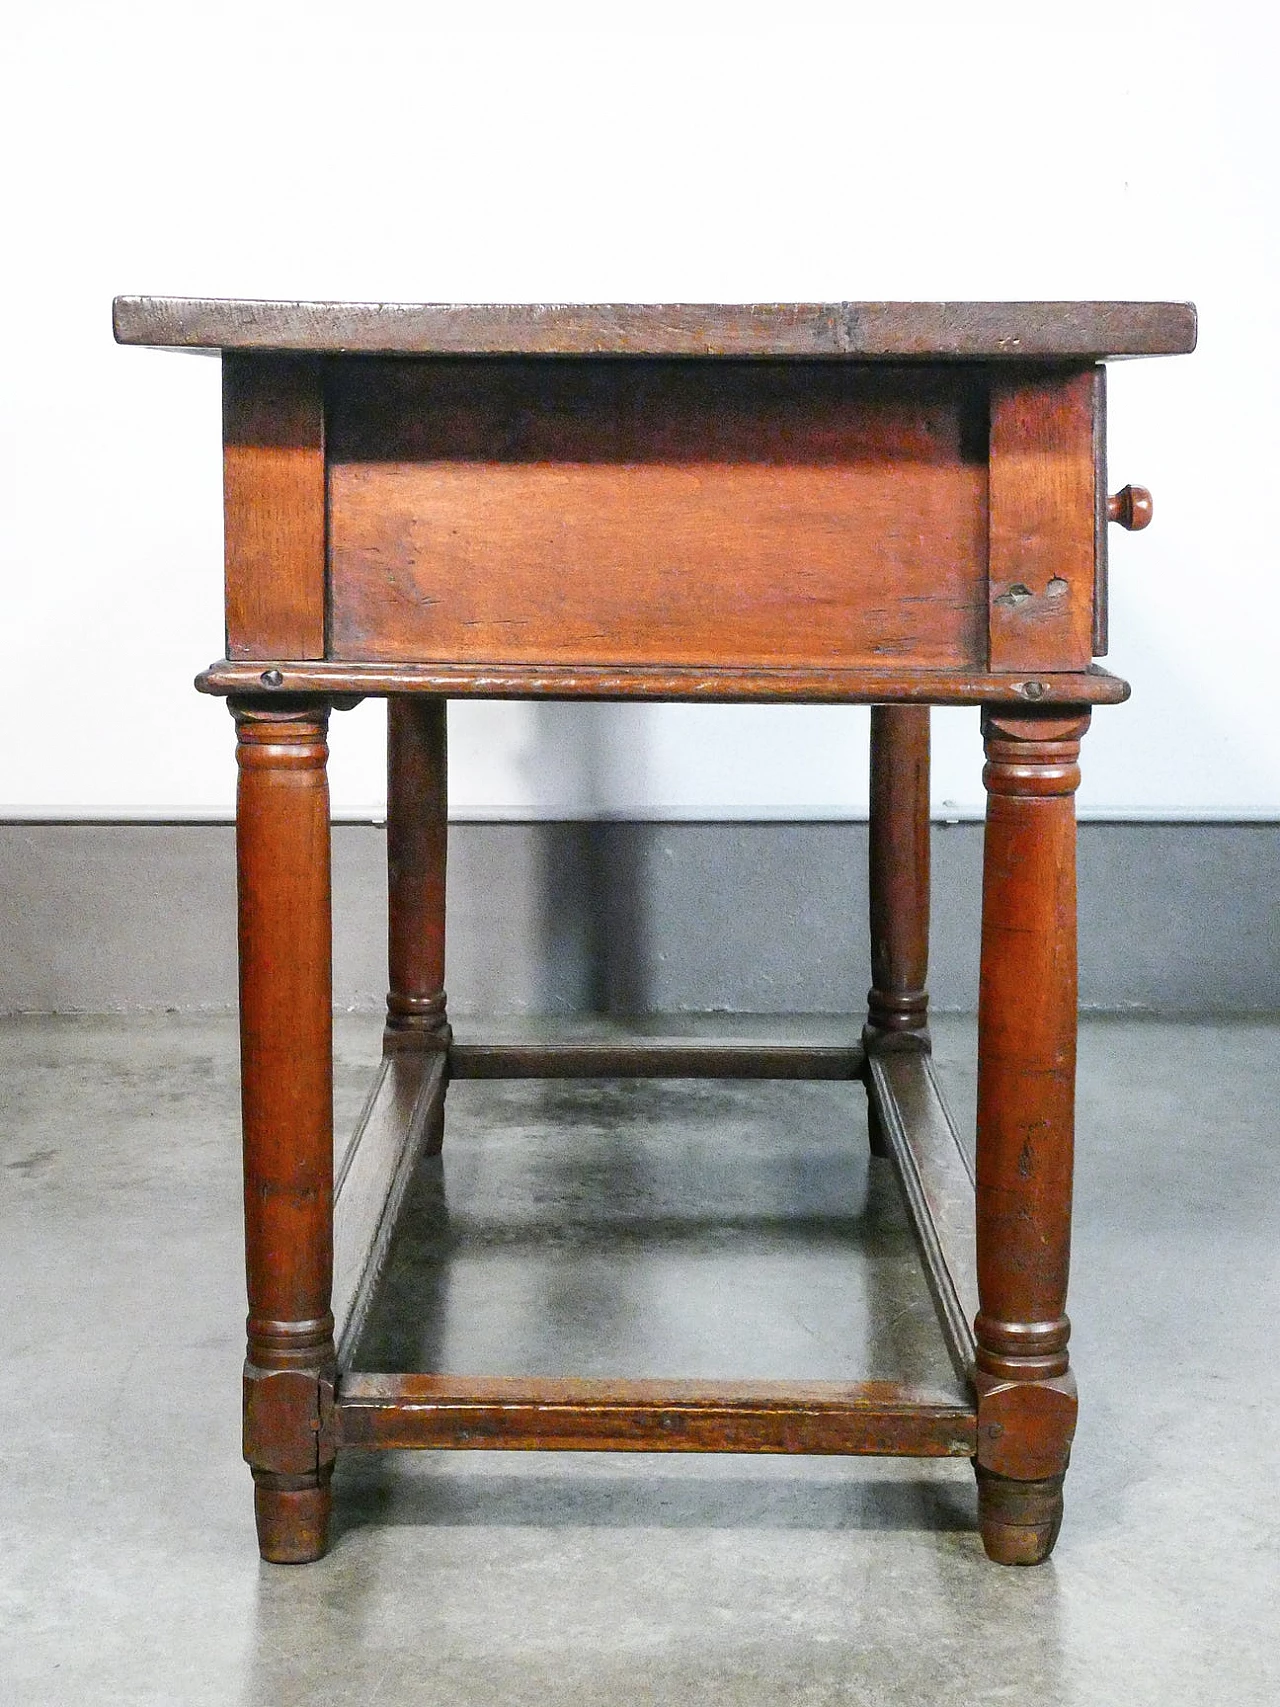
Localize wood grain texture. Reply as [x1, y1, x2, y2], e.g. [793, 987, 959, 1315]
[973, 709, 1088, 1564]
[332, 1052, 447, 1368]
[988, 370, 1099, 672]
[196, 658, 1132, 706]
[866, 1052, 978, 1386]
[327, 361, 988, 671]
[448, 1039, 866, 1080]
[385, 697, 450, 1066]
[232, 698, 336, 1562]
[336, 1374, 976, 1456]
[223, 355, 326, 659]
[114, 296, 1198, 358]
[865, 706, 931, 1051]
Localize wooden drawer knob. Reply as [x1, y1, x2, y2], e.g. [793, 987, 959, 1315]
[1107, 484, 1153, 530]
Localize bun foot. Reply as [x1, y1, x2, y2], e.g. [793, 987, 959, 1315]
[975, 1466, 1065, 1565]
[253, 1471, 333, 1564]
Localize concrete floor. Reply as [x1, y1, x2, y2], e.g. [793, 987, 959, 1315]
[1, 1014, 1277, 1705]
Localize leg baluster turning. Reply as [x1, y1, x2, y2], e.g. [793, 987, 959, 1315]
[232, 698, 338, 1564]
[864, 705, 931, 1155]
[385, 697, 451, 1153]
[973, 710, 1089, 1564]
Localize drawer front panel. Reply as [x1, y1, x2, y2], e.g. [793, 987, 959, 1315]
[326, 360, 989, 671]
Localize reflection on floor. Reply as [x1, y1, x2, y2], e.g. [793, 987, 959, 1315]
[355, 1072, 955, 1387]
[1, 1013, 1277, 1706]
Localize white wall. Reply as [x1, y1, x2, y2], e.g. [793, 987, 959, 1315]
[3, 0, 1277, 820]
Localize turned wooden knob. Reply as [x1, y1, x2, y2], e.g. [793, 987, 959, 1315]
[1107, 484, 1153, 530]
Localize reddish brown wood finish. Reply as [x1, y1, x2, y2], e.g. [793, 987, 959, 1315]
[866, 706, 932, 1050]
[337, 1374, 975, 1456]
[333, 1053, 447, 1367]
[233, 698, 336, 1563]
[327, 361, 989, 671]
[1108, 484, 1153, 529]
[864, 704, 932, 1157]
[867, 1051, 978, 1385]
[988, 370, 1098, 673]
[385, 698, 451, 1076]
[222, 356, 326, 660]
[196, 658, 1133, 707]
[973, 709, 1088, 1564]
[1092, 366, 1109, 657]
[119, 301, 1191, 1570]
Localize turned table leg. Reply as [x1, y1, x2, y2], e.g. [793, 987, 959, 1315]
[385, 697, 451, 1152]
[232, 698, 338, 1564]
[974, 709, 1089, 1564]
[864, 705, 931, 1154]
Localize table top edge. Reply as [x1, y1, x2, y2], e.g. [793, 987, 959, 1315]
[112, 297, 1197, 359]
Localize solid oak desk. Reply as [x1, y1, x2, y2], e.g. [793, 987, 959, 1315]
[114, 298, 1195, 1566]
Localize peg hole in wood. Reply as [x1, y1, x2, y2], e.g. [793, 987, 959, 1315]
[993, 584, 1033, 608]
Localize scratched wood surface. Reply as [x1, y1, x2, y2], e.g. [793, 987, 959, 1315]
[114, 296, 1198, 358]
[336, 1373, 976, 1456]
[327, 360, 989, 671]
[987, 371, 1098, 672]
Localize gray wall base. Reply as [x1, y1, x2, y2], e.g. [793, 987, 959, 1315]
[1, 822, 1275, 1015]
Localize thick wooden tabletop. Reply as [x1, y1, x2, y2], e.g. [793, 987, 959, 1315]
[112, 298, 1196, 359]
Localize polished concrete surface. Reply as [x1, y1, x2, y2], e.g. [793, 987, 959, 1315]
[1, 1014, 1277, 1704]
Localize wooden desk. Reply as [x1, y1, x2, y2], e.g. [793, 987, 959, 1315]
[114, 298, 1195, 1566]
